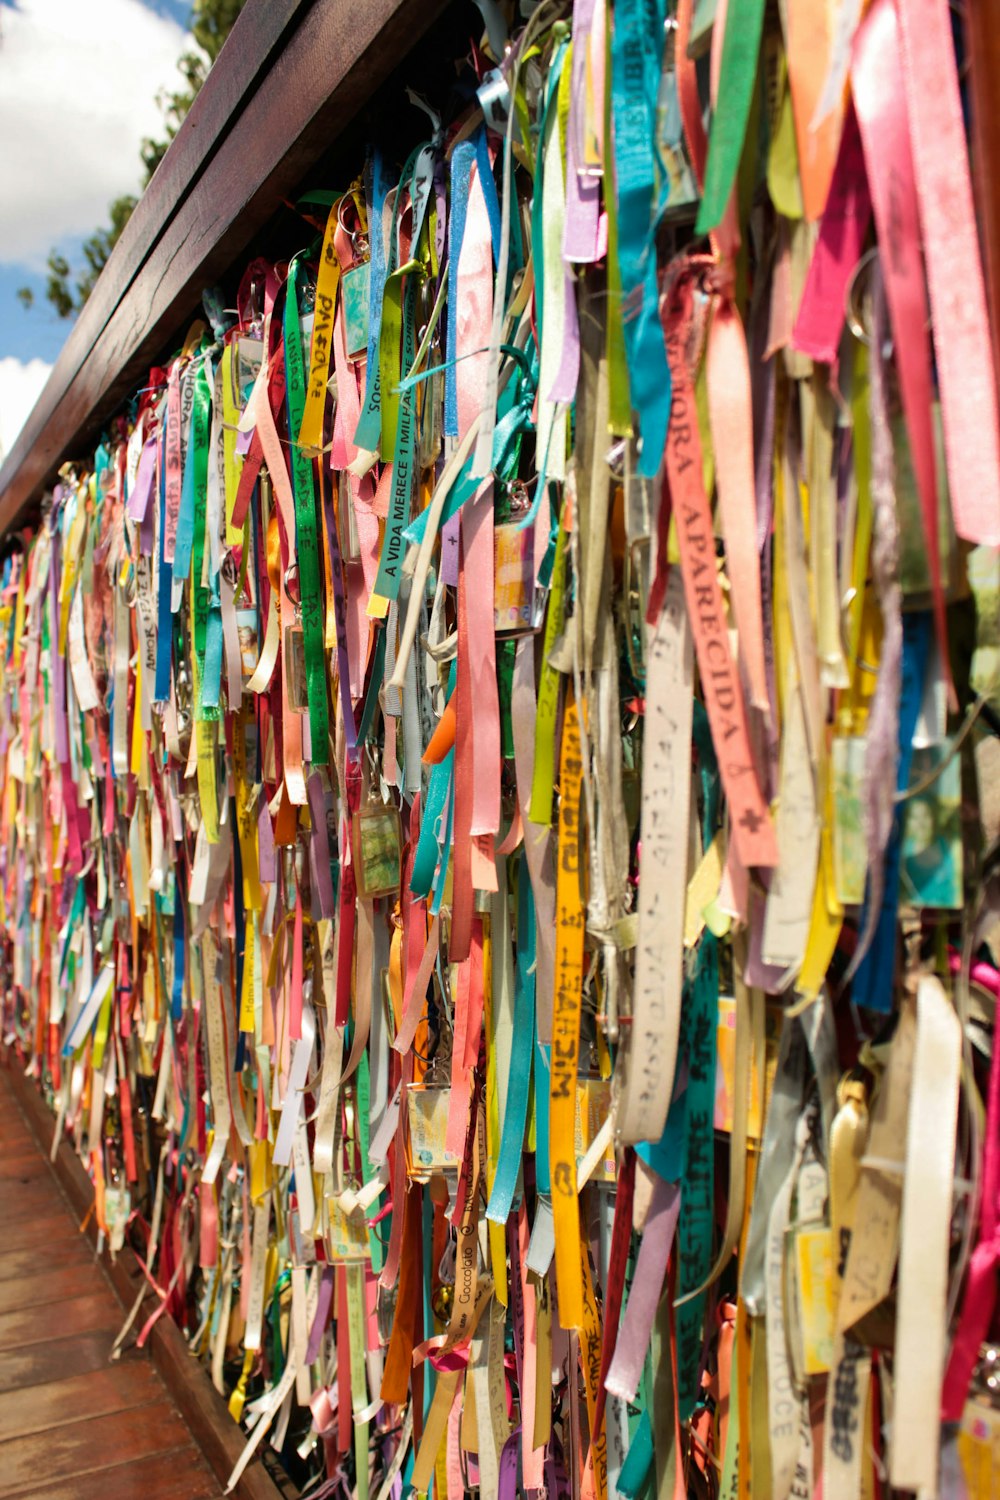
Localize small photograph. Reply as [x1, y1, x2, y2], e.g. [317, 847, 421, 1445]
[236, 607, 259, 683]
[406, 1085, 459, 1180]
[353, 806, 402, 899]
[832, 736, 867, 906]
[899, 749, 963, 909]
[494, 523, 535, 635]
[342, 260, 371, 362]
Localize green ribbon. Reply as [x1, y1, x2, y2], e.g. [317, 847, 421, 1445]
[378, 259, 423, 461]
[696, 0, 767, 235]
[371, 266, 422, 604]
[284, 259, 330, 763]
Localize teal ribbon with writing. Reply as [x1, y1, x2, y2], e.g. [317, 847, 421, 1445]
[611, 0, 673, 478]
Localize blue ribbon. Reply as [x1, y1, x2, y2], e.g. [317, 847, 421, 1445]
[154, 443, 174, 703]
[353, 148, 394, 455]
[852, 610, 933, 1013]
[473, 125, 502, 266]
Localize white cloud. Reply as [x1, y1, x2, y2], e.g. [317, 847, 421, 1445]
[0, 0, 187, 267]
[0, 355, 52, 463]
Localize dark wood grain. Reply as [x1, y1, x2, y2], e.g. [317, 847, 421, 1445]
[0, 1362, 163, 1443]
[6, 1446, 218, 1500]
[0, 1153, 49, 1181]
[0, 1292, 121, 1353]
[0, 1238, 91, 1285]
[0, 0, 453, 534]
[0, 1262, 113, 1315]
[0, 1330, 117, 1396]
[2, 1178, 73, 1223]
[0, 1213, 83, 1255]
[0, 1399, 192, 1496]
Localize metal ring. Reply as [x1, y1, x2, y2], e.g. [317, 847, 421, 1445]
[844, 246, 879, 348]
[283, 562, 301, 607]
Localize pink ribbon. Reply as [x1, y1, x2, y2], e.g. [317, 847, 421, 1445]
[897, 0, 1000, 546]
[941, 994, 1000, 1419]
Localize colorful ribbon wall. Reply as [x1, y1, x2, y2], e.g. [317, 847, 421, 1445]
[3, 0, 1000, 1496]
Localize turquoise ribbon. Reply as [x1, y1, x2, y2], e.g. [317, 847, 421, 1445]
[533, 1040, 551, 1194]
[430, 772, 455, 918]
[401, 348, 534, 551]
[486, 859, 536, 1222]
[617, 1409, 653, 1498]
[673, 702, 721, 1418]
[411, 665, 456, 898]
[611, 0, 673, 478]
[172, 364, 210, 586]
[675, 932, 719, 1421]
[411, 751, 454, 898]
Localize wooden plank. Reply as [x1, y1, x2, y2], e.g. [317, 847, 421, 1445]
[0, 1154, 49, 1181]
[0, 0, 453, 533]
[0, 1142, 36, 1163]
[0, 1139, 35, 1159]
[2, 1179, 73, 1223]
[0, 1214, 82, 1256]
[0, 1399, 192, 1497]
[0, 1238, 92, 1284]
[0, 1331, 121, 1396]
[0, 1292, 121, 1353]
[0, 1262, 113, 1315]
[6, 1447, 217, 1500]
[0, 1362, 162, 1444]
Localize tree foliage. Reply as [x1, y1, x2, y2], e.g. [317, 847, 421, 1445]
[18, 0, 245, 319]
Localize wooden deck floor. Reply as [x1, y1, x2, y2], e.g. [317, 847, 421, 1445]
[0, 1066, 221, 1498]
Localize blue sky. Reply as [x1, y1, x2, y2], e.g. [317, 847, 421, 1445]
[0, 0, 192, 457]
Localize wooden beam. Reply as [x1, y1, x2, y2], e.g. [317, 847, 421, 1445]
[0, 0, 451, 535]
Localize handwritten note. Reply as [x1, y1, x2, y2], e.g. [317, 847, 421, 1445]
[619, 570, 693, 1145]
